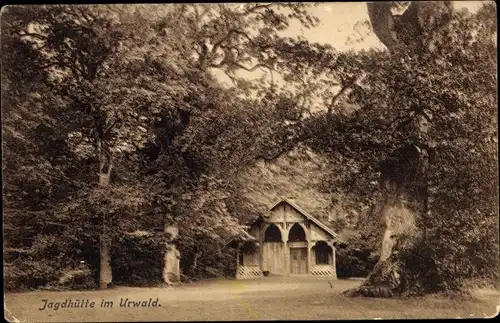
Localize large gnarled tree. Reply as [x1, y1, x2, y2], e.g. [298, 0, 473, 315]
[308, 1, 497, 296]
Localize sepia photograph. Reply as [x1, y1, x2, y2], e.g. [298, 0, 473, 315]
[2, 1, 499, 321]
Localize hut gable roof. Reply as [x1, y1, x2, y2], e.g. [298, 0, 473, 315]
[222, 226, 258, 248]
[268, 198, 339, 239]
[224, 198, 343, 248]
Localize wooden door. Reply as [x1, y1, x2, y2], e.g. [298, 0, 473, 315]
[290, 247, 308, 275]
[262, 242, 284, 274]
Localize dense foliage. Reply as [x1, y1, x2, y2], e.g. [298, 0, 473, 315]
[2, 3, 497, 295]
[2, 3, 339, 289]
[307, 3, 498, 295]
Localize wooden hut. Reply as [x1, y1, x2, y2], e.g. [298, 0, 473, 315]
[230, 198, 341, 279]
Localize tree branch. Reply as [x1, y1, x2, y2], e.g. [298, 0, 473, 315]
[106, 152, 114, 178]
[366, 2, 399, 52]
[268, 67, 275, 89]
[211, 29, 272, 60]
[239, 4, 274, 16]
[327, 82, 354, 116]
[222, 70, 237, 85]
[75, 6, 97, 26]
[208, 60, 272, 74]
[231, 29, 273, 50]
[192, 5, 214, 33]
[18, 32, 47, 41]
[103, 118, 120, 137]
[327, 71, 368, 117]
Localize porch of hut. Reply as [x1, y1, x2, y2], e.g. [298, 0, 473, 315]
[228, 199, 341, 279]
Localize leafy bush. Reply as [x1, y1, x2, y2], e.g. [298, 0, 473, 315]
[180, 246, 236, 280]
[336, 247, 378, 278]
[4, 260, 61, 291]
[396, 227, 499, 296]
[56, 267, 97, 290]
[111, 234, 165, 286]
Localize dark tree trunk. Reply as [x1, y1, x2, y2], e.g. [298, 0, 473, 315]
[342, 1, 452, 297]
[98, 138, 113, 289]
[346, 145, 428, 297]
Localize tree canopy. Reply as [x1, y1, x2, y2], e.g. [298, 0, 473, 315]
[2, 3, 497, 294]
[307, 2, 498, 295]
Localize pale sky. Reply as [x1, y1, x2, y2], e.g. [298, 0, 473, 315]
[284, 1, 486, 52]
[281, 2, 385, 52]
[214, 1, 487, 85]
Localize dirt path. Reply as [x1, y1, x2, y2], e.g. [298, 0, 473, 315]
[4, 277, 499, 322]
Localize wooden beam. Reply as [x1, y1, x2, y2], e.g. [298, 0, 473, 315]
[236, 242, 242, 279]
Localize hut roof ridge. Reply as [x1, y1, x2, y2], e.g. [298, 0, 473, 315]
[268, 198, 338, 239]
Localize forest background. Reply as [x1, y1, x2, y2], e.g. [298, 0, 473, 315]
[2, 1, 497, 297]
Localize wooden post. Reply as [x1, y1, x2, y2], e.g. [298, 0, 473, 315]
[307, 223, 312, 275]
[282, 227, 288, 276]
[236, 243, 240, 279]
[283, 209, 288, 276]
[330, 241, 337, 279]
[307, 240, 312, 275]
[280, 227, 290, 276]
[260, 223, 266, 273]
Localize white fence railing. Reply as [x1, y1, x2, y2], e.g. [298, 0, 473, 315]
[237, 266, 263, 279]
[310, 265, 336, 277]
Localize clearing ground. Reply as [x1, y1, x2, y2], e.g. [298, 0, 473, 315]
[4, 277, 499, 322]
